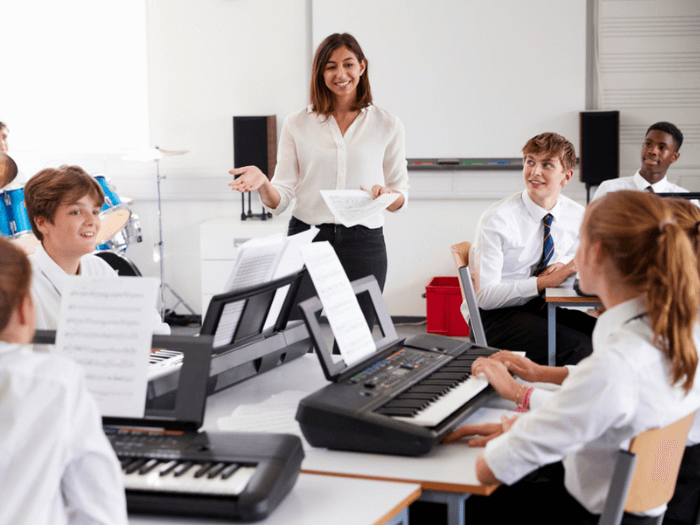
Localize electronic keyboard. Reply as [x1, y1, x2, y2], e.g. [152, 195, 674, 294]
[100, 334, 304, 522]
[109, 429, 303, 522]
[296, 334, 497, 456]
[148, 349, 184, 380]
[295, 276, 499, 456]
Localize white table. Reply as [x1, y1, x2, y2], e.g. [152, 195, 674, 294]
[129, 473, 420, 525]
[203, 354, 501, 525]
[545, 288, 602, 366]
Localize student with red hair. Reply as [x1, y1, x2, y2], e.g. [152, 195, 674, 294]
[449, 191, 700, 524]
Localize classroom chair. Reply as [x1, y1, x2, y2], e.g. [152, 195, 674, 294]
[449, 242, 487, 346]
[600, 411, 696, 525]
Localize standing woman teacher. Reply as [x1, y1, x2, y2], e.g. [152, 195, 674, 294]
[229, 33, 408, 321]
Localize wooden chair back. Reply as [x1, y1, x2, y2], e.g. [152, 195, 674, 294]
[625, 412, 695, 512]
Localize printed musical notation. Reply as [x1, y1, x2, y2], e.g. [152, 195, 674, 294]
[55, 276, 159, 418]
[301, 242, 375, 366]
[321, 189, 399, 227]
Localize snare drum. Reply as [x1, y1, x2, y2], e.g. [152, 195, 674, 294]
[93, 174, 131, 245]
[1, 187, 40, 254]
[96, 212, 142, 252]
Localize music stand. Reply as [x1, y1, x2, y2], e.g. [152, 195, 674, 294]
[122, 147, 197, 322]
[201, 269, 306, 352]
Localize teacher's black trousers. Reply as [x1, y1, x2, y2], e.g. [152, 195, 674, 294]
[286, 216, 388, 334]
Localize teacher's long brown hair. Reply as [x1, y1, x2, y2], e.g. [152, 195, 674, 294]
[586, 190, 699, 393]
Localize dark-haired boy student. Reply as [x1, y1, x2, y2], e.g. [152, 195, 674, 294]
[464, 132, 595, 365]
[593, 121, 689, 200]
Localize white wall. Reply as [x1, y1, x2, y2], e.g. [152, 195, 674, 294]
[17, 0, 589, 318]
[14, 0, 695, 318]
[121, 0, 592, 318]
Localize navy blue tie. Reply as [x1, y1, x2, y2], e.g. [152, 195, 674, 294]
[534, 213, 554, 277]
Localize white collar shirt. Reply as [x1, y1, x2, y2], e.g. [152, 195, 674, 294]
[29, 244, 169, 340]
[468, 190, 584, 310]
[592, 170, 693, 201]
[483, 297, 700, 515]
[0, 342, 127, 525]
[268, 104, 409, 228]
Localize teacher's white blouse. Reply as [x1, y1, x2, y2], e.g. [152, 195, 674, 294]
[269, 104, 409, 228]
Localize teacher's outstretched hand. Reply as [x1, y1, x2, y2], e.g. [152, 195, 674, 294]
[229, 166, 280, 209]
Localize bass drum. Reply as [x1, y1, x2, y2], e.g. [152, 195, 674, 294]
[94, 251, 142, 277]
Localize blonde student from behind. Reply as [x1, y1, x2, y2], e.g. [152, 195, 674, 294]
[0, 237, 127, 525]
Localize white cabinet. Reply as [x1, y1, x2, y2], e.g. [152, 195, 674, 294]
[199, 213, 291, 316]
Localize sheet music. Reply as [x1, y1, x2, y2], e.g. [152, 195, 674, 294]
[54, 276, 159, 418]
[213, 300, 245, 348]
[262, 227, 319, 331]
[223, 232, 286, 293]
[321, 189, 400, 227]
[301, 242, 375, 366]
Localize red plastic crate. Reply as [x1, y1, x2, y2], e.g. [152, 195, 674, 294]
[425, 276, 470, 337]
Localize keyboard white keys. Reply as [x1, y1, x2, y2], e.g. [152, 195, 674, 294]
[148, 350, 184, 381]
[390, 375, 489, 427]
[122, 459, 257, 496]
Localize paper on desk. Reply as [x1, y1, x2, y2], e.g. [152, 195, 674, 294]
[302, 242, 375, 366]
[217, 391, 311, 450]
[54, 276, 159, 418]
[321, 189, 400, 227]
[262, 227, 319, 331]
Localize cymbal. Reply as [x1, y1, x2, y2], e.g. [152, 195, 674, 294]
[122, 147, 189, 162]
[156, 146, 189, 156]
[0, 153, 18, 189]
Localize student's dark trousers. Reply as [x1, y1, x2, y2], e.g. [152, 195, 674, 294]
[480, 296, 596, 365]
[663, 443, 700, 525]
[461, 462, 657, 525]
[286, 216, 388, 332]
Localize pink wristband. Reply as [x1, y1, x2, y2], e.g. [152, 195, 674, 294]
[515, 387, 534, 412]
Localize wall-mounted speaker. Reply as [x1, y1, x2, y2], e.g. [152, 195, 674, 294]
[233, 116, 277, 178]
[579, 110, 620, 187]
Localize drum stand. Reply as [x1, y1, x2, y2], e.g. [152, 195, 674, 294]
[154, 151, 198, 323]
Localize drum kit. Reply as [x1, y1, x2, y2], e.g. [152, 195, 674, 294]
[1, 152, 41, 255]
[2, 147, 198, 322]
[0, 152, 143, 274]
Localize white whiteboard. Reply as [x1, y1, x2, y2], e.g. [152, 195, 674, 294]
[313, 0, 586, 158]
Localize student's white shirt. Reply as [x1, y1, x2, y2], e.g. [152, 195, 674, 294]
[484, 297, 700, 516]
[0, 342, 127, 525]
[269, 104, 409, 228]
[29, 244, 170, 338]
[467, 190, 584, 312]
[592, 170, 691, 201]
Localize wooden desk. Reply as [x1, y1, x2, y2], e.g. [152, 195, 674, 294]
[129, 473, 420, 525]
[202, 354, 502, 525]
[545, 288, 602, 366]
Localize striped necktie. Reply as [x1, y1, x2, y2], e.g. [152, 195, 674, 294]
[534, 213, 554, 277]
[645, 186, 655, 193]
